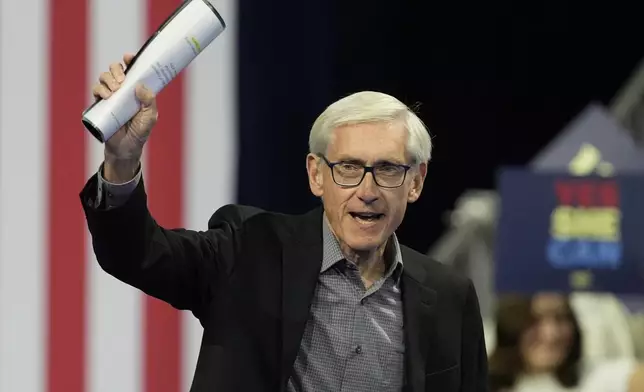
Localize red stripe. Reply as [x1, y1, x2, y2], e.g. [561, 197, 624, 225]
[47, 0, 88, 390]
[144, 0, 185, 391]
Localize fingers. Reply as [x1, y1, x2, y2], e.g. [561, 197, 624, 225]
[123, 53, 135, 67]
[90, 53, 140, 102]
[99, 71, 119, 91]
[91, 71, 118, 101]
[109, 62, 125, 83]
[91, 55, 130, 101]
[92, 83, 112, 101]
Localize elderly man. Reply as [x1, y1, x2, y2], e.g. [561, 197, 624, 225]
[80, 53, 488, 392]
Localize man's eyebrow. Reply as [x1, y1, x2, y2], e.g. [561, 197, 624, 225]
[332, 156, 406, 165]
[377, 159, 407, 165]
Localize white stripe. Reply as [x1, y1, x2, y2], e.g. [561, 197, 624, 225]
[0, 0, 48, 390]
[182, 0, 238, 389]
[86, 0, 145, 390]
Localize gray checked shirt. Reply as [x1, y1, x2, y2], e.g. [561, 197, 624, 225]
[97, 166, 406, 391]
[286, 217, 405, 392]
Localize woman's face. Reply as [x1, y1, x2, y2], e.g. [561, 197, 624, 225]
[519, 293, 575, 373]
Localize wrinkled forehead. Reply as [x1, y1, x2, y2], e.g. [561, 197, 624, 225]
[326, 121, 409, 163]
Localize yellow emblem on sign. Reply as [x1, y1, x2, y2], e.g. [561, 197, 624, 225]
[569, 270, 593, 289]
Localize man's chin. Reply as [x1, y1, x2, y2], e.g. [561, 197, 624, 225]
[337, 221, 390, 252]
[343, 235, 386, 253]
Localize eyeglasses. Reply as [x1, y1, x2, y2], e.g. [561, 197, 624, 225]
[320, 155, 411, 188]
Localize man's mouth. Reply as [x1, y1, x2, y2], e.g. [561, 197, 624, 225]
[349, 212, 385, 223]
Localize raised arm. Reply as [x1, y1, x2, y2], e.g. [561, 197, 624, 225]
[80, 54, 238, 315]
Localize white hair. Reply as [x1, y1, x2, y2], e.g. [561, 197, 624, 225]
[308, 91, 432, 164]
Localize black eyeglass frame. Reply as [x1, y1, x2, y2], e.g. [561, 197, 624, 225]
[319, 155, 412, 188]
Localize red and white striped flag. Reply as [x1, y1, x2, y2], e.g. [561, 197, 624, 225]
[0, 0, 237, 391]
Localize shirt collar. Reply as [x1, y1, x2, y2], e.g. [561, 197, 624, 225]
[321, 214, 403, 282]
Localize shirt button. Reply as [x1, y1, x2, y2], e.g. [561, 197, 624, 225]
[355, 345, 362, 354]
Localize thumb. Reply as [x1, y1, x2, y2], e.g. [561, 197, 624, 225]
[135, 84, 156, 109]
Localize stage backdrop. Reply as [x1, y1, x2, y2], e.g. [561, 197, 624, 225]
[0, 0, 237, 392]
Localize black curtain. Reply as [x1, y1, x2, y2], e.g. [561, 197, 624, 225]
[236, 0, 335, 214]
[237, 0, 644, 254]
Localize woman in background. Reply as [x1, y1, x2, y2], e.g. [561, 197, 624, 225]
[488, 293, 643, 392]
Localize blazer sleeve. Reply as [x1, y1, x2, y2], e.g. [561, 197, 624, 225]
[460, 280, 489, 391]
[79, 172, 239, 314]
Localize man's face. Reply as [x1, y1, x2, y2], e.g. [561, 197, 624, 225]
[306, 121, 427, 253]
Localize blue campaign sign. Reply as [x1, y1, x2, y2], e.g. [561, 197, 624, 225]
[495, 168, 644, 294]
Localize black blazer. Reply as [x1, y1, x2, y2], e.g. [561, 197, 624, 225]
[80, 174, 488, 392]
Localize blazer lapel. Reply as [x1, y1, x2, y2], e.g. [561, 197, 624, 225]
[279, 207, 324, 389]
[401, 248, 437, 392]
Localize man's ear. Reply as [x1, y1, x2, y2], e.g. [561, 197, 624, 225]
[407, 162, 427, 203]
[306, 153, 324, 197]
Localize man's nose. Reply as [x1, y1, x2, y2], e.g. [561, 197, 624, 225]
[356, 172, 379, 204]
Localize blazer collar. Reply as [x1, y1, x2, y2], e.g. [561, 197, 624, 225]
[400, 246, 437, 392]
[279, 206, 324, 389]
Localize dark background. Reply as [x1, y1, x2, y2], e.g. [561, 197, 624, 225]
[237, 0, 643, 254]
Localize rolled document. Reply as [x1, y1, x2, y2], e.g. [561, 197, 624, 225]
[82, 0, 226, 143]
